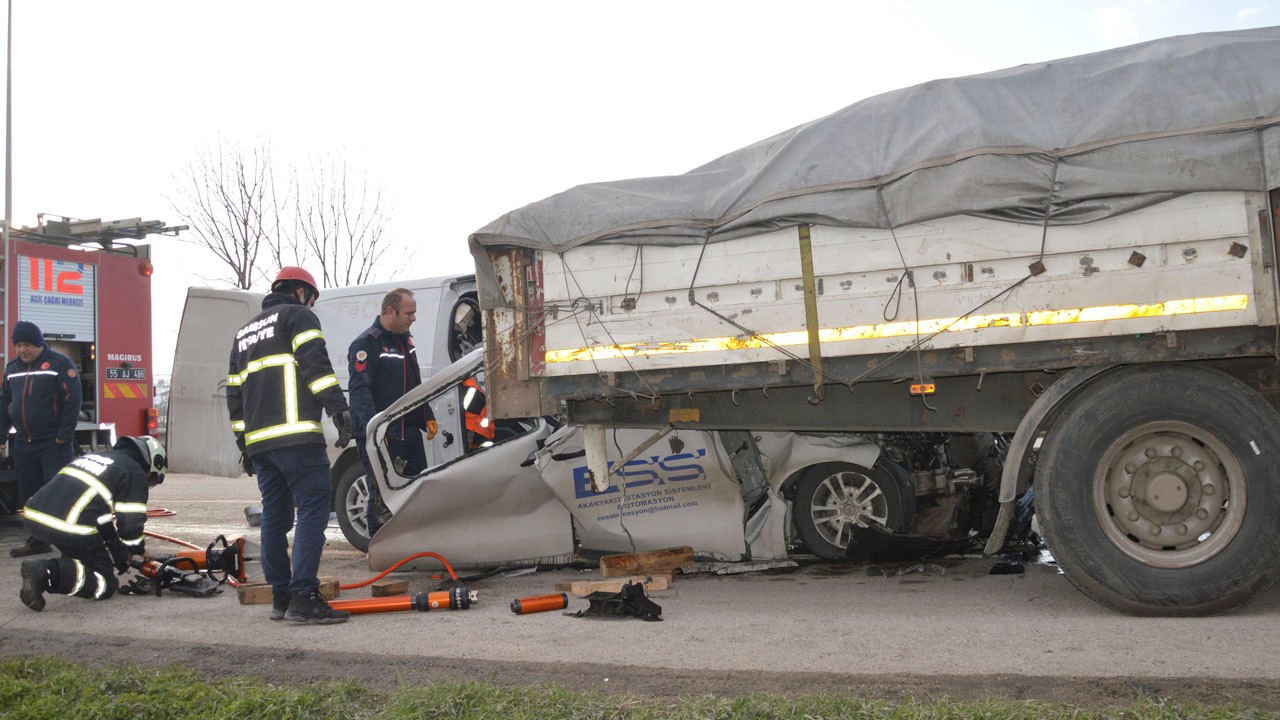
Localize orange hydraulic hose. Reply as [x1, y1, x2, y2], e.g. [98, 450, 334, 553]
[143, 507, 457, 593]
[143, 529, 204, 551]
[339, 551, 459, 590]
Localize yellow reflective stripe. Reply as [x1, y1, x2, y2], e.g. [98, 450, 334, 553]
[244, 421, 323, 445]
[545, 294, 1251, 363]
[309, 374, 338, 394]
[283, 361, 298, 423]
[70, 560, 86, 595]
[63, 467, 115, 511]
[92, 572, 108, 599]
[115, 502, 148, 514]
[23, 507, 97, 535]
[292, 329, 323, 351]
[122, 536, 144, 547]
[231, 420, 246, 432]
[1026, 295, 1251, 325]
[95, 512, 114, 525]
[230, 353, 296, 384]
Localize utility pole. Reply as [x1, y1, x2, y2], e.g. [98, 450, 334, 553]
[3, 0, 12, 367]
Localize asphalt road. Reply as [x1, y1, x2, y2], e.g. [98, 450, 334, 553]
[0, 472, 1278, 706]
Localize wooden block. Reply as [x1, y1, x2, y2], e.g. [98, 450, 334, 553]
[600, 546, 694, 577]
[236, 582, 273, 605]
[371, 579, 409, 597]
[554, 574, 670, 597]
[318, 576, 340, 600]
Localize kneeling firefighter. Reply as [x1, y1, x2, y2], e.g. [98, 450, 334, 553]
[18, 436, 166, 611]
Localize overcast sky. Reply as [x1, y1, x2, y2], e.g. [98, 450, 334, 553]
[3, 1, 1278, 377]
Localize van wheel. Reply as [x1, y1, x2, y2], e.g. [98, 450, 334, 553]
[793, 461, 908, 560]
[335, 462, 371, 553]
[1035, 364, 1280, 616]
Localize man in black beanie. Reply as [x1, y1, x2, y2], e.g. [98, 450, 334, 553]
[0, 320, 83, 557]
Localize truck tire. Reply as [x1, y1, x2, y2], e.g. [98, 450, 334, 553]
[1035, 364, 1280, 616]
[335, 462, 371, 553]
[793, 461, 909, 560]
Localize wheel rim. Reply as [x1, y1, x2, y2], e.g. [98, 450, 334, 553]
[808, 469, 890, 550]
[1094, 421, 1246, 568]
[344, 474, 371, 540]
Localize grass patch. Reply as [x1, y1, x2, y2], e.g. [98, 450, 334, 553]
[0, 657, 1273, 720]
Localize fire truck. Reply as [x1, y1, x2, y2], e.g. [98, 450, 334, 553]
[0, 215, 185, 512]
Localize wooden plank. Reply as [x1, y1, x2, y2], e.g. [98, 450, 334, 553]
[599, 546, 694, 577]
[317, 576, 340, 600]
[239, 577, 340, 603]
[554, 574, 669, 597]
[371, 579, 409, 597]
[236, 582, 273, 605]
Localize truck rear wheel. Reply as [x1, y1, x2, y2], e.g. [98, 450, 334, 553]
[1035, 364, 1280, 615]
[793, 461, 909, 560]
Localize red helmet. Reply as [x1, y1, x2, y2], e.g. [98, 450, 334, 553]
[273, 266, 319, 298]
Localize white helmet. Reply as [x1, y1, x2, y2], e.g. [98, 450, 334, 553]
[117, 436, 167, 486]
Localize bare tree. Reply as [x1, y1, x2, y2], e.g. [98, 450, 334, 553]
[290, 154, 409, 288]
[167, 138, 284, 289]
[169, 141, 405, 290]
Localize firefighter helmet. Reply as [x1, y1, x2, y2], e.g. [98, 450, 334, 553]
[117, 435, 167, 487]
[273, 266, 320, 299]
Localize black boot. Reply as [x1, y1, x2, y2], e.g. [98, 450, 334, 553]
[270, 589, 291, 621]
[284, 591, 350, 625]
[10, 536, 53, 558]
[19, 559, 48, 611]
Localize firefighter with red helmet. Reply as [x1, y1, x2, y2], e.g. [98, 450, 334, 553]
[18, 436, 165, 611]
[461, 375, 494, 450]
[227, 267, 353, 625]
[347, 288, 438, 539]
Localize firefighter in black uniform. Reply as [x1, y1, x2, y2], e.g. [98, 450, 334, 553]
[18, 435, 165, 611]
[228, 267, 353, 625]
[1, 320, 83, 557]
[347, 288, 438, 540]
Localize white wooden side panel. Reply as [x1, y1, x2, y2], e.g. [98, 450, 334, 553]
[534, 192, 1269, 378]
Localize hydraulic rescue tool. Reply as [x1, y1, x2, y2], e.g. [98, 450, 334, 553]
[123, 534, 248, 598]
[327, 586, 477, 615]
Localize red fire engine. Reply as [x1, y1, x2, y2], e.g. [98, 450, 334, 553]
[0, 215, 184, 511]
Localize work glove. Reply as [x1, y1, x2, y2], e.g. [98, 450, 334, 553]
[239, 451, 255, 477]
[109, 544, 131, 575]
[333, 410, 353, 448]
[98, 522, 131, 574]
[426, 419, 439, 441]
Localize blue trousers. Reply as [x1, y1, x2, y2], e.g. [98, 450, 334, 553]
[14, 438, 75, 508]
[357, 433, 426, 537]
[251, 444, 332, 596]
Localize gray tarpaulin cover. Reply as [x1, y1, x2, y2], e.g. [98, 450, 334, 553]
[470, 27, 1280, 307]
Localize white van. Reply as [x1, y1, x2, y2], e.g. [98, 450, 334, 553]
[166, 274, 481, 514]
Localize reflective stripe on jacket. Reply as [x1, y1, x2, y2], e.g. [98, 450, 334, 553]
[0, 346, 83, 443]
[227, 292, 349, 455]
[347, 319, 433, 441]
[23, 450, 150, 547]
[461, 377, 493, 439]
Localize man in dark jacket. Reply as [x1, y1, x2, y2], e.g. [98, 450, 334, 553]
[1, 320, 83, 558]
[19, 435, 165, 611]
[347, 288, 438, 539]
[228, 267, 353, 625]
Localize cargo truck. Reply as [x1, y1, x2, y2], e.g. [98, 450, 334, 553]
[467, 28, 1280, 615]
